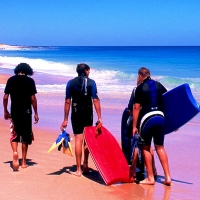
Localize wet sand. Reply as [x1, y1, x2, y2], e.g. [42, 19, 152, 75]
[1, 72, 200, 199]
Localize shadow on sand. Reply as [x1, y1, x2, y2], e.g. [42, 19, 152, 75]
[156, 175, 193, 185]
[4, 158, 38, 171]
[47, 165, 105, 185]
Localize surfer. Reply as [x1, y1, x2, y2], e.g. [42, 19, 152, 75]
[132, 67, 171, 185]
[127, 78, 157, 181]
[3, 63, 39, 170]
[60, 63, 102, 177]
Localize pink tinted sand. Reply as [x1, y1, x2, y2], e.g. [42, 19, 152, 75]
[1, 72, 200, 199]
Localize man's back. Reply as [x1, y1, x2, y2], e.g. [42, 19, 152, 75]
[134, 78, 167, 116]
[69, 76, 93, 97]
[4, 75, 37, 114]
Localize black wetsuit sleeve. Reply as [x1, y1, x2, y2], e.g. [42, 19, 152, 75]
[128, 88, 136, 111]
[4, 78, 11, 94]
[29, 79, 37, 95]
[133, 85, 143, 104]
[91, 79, 99, 99]
[65, 80, 72, 99]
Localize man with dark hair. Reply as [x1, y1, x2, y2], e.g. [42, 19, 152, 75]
[132, 67, 171, 185]
[3, 63, 39, 171]
[61, 63, 102, 177]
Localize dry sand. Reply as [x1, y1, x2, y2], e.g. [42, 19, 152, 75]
[1, 72, 200, 200]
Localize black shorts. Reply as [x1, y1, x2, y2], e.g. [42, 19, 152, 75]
[71, 101, 93, 134]
[140, 115, 165, 146]
[11, 113, 33, 145]
[71, 112, 93, 134]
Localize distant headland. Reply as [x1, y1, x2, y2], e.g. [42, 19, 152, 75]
[0, 43, 26, 50]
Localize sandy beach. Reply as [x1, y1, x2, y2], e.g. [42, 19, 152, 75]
[1, 72, 200, 200]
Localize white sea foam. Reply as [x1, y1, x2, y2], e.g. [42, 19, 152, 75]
[0, 56, 126, 86]
[0, 56, 77, 77]
[36, 84, 66, 93]
[1, 55, 200, 96]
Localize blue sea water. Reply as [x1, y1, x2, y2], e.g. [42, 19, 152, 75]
[0, 46, 200, 98]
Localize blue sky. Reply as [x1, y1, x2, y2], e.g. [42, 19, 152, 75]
[0, 0, 200, 46]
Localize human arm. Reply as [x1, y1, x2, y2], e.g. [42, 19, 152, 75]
[3, 94, 10, 119]
[60, 80, 72, 130]
[31, 95, 39, 124]
[91, 79, 102, 123]
[132, 103, 140, 135]
[60, 98, 71, 130]
[93, 98, 102, 124]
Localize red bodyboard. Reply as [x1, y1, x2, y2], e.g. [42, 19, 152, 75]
[84, 126, 132, 185]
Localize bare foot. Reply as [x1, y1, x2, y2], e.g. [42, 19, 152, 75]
[21, 164, 29, 169]
[163, 179, 171, 186]
[139, 178, 155, 185]
[12, 152, 19, 171]
[69, 171, 82, 177]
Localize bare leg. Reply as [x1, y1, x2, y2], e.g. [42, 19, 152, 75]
[139, 145, 155, 185]
[11, 142, 19, 170]
[21, 143, 29, 168]
[150, 147, 157, 177]
[11, 141, 18, 152]
[155, 145, 171, 185]
[71, 134, 83, 177]
[83, 142, 89, 173]
[132, 148, 138, 178]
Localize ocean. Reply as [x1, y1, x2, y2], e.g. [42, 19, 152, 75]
[0, 46, 200, 97]
[0, 46, 200, 135]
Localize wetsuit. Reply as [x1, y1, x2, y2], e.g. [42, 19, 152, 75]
[134, 77, 167, 146]
[66, 75, 99, 134]
[4, 75, 37, 144]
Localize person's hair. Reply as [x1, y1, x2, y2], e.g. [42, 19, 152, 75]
[138, 67, 150, 78]
[76, 63, 90, 76]
[14, 63, 34, 76]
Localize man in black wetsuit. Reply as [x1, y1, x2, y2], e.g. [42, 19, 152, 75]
[3, 63, 39, 171]
[126, 78, 157, 182]
[61, 63, 102, 177]
[132, 67, 171, 185]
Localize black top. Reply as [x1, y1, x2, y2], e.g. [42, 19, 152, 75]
[66, 76, 99, 115]
[134, 77, 167, 117]
[4, 75, 37, 115]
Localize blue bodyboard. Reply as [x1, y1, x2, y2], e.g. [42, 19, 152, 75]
[163, 83, 200, 134]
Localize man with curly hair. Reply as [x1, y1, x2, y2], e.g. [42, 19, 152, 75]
[3, 63, 39, 171]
